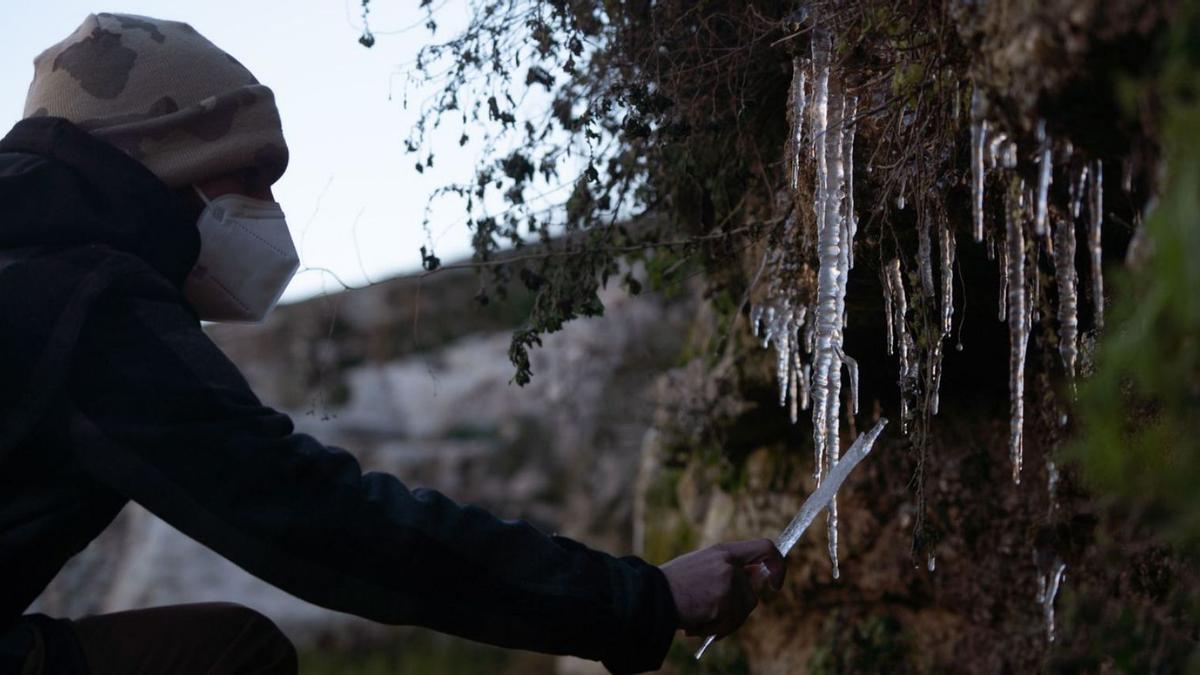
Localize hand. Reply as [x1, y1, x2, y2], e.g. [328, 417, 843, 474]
[659, 539, 786, 638]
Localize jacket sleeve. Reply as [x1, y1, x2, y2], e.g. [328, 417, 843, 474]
[62, 292, 678, 674]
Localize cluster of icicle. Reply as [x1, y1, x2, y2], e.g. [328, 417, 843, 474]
[750, 41, 1107, 636]
[749, 28, 860, 579]
[970, 87, 1106, 484]
[970, 86, 1111, 641]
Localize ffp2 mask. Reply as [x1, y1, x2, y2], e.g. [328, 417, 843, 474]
[183, 186, 300, 322]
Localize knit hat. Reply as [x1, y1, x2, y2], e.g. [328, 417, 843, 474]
[23, 13, 288, 189]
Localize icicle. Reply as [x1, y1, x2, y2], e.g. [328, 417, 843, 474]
[927, 552, 936, 572]
[844, 96, 858, 271]
[998, 243, 1008, 321]
[939, 215, 956, 337]
[1053, 214, 1078, 382]
[918, 210, 935, 297]
[970, 86, 989, 242]
[838, 348, 860, 416]
[886, 258, 912, 432]
[887, 259, 910, 379]
[1034, 120, 1052, 237]
[809, 28, 833, 485]
[884, 270, 896, 355]
[789, 58, 807, 191]
[1089, 160, 1104, 330]
[1001, 139, 1018, 169]
[987, 131, 1008, 170]
[1069, 162, 1089, 219]
[800, 363, 811, 411]
[1006, 178, 1028, 483]
[775, 308, 792, 407]
[752, 300, 808, 418]
[808, 29, 857, 578]
[827, 496, 840, 579]
[1036, 560, 1067, 642]
[826, 91, 852, 581]
[900, 332, 915, 434]
[931, 339, 943, 415]
[789, 348, 801, 424]
[1047, 458, 1061, 513]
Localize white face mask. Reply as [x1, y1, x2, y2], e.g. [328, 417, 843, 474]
[183, 186, 300, 323]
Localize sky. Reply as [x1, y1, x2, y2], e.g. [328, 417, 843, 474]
[0, 1, 495, 304]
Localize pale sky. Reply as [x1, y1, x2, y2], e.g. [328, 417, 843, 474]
[0, 1, 554, 304]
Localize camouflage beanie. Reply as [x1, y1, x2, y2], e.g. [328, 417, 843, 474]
[23, 13, 288, 189]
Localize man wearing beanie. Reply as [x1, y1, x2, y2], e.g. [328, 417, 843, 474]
[0, 13, 785, 675]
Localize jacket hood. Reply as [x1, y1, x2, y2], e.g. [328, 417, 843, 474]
[0, 116, 200, 288]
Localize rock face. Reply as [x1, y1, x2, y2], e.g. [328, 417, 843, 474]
[30, 266, 694, 652]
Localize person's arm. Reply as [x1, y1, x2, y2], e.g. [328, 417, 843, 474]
[62, 292, 676, 673]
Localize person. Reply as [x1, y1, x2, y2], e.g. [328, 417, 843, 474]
[0, 13, 787, 675]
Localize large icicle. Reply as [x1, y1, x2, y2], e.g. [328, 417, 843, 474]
[970, 86, 989, 242]
[1005, 178, 1029, 483]
[1088, 160, 1104, 330]
[809, 30, 833, 484]
[808, 28, 856, 578]
[1053, 214, 1079, 382]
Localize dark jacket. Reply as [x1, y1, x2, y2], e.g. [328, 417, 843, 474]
[0, 117, 677, 674]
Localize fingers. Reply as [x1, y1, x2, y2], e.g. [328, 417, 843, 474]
[754, 552, 787, 591]
[662, 539, 789, 640]
[719, 538, 781, 565]
[722, 538, 787, 592]
[746, 561, 773, 596]
[717, 565, 759, 637]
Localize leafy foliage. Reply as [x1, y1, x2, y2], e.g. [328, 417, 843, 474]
[1069, 0, 1200, 551]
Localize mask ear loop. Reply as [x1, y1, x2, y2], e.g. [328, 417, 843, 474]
[193, 185, 212, 206]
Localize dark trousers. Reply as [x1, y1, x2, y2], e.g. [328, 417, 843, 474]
[13, 603, 298, 675]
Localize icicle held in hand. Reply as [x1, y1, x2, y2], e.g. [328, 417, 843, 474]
[693, 419, 889, 662]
